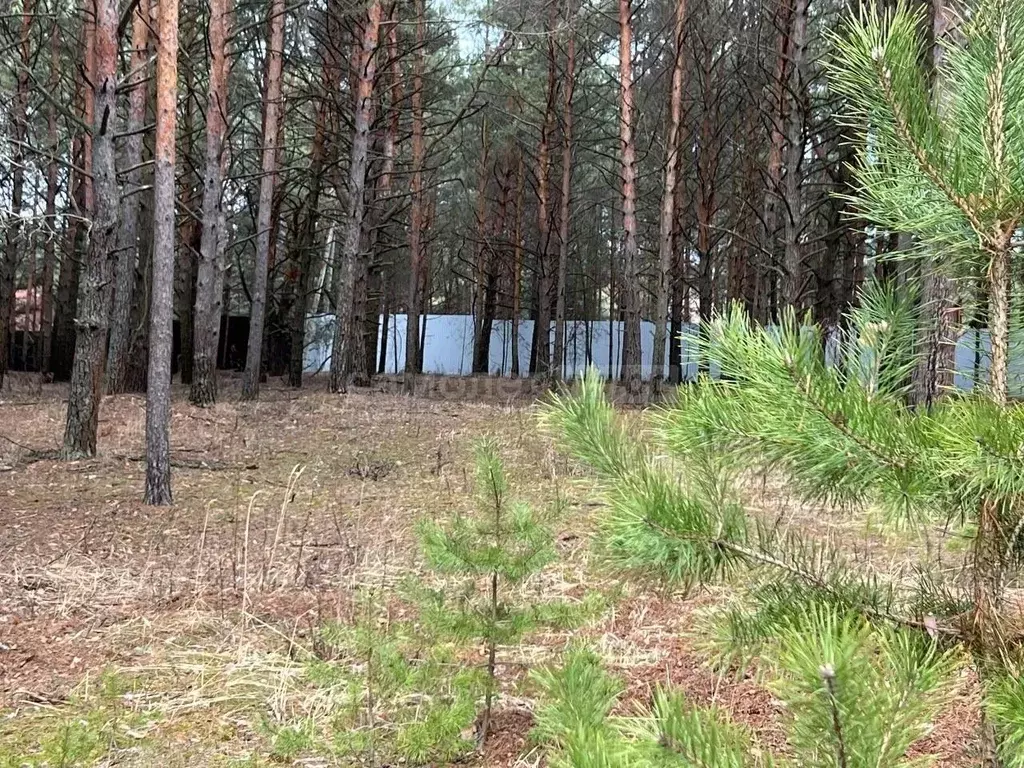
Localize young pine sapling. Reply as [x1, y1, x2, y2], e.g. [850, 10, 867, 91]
[417, 438, 587, 746]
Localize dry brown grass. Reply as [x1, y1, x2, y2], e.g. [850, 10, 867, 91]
[0, 372, 980, 765]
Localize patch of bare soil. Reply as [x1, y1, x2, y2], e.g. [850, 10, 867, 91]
[0, 372, 980, 765]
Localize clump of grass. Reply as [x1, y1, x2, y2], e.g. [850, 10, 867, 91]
[0, 669, 160, 767]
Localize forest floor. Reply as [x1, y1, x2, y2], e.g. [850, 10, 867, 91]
[0, 372, 980, 766]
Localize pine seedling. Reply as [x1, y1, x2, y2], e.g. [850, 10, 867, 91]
[317, 588, 481, 765]
[417, 438, 571, 746]
[531, 648, 646, 768]
[765, 607, 958, 767]
[534, 609, 957, 767]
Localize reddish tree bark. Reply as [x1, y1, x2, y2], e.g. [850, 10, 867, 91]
[63, 0, 119, 457]
[330, 0, 382, 392]
[107, 0, 151, 394]
[242, 0, 286, 400]
[618, 0, 641, 392]
[404, 0, 426, 390]
[190, 0, 232, 405]
[145, 0, 180, 504]
[652, 0, 688, 390]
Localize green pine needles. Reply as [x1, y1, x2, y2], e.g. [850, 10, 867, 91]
[316, 590, 484, 765]
[533, 608, 959, 767]
[539, 283, 1024, 755]
[827, 0, 1024, 407]
[539, 0, 1024, 756]
[417, 437, 593, 747]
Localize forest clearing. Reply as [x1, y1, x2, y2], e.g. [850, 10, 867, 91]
[0, 376, 987, 765]
[4, 0, 1024, 759]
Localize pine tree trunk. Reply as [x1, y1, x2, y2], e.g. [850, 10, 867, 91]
[475, 160, 511, 376]
[0, 0, 34, 389]
[241, 0, 285, 400]
[41, 21, 59, 375]
[405, 0, 426, 391]
[973, 239, 1009, 754]
[552, 19, 576, 382]
[510, 154, 524, 378]
[106, 0, 151, 394]
[762, 0, 793, 319]
[54, 21, 97, 385]
[145, 0, 179, 505]
[910, 0, 958, 408]
[51, 194, 82, 382]
[781, 0, 807, 310]
[63, 0, 118, 457]
[652, 0, 687, 391]
[471, 118, 492, 375]
[124, 174, 155, 393]
[330, 0, 381, 393]
[287, 0, 340, 390]
[532, 23, 557, 377]
[350, 218, 372, 386]
[695, 92, 720, 333]
[180, 239, 200, 384]
[617, 0, 641, 393]
[191, 0, 231, 405]
[668, 272, 683, 383]
[286, 104, 327, 389]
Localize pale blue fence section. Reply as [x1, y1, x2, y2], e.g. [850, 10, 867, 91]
[303, 313, 1024, 395]
[304, 314, 705, 379]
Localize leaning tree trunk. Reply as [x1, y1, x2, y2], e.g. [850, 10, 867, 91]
[617, 0, 641, 394]
[190, 0, 232, 406]
[652, 0, 687, 392]
[63, 0, 119, 458]
[107, 0, 151, 394]
[241, 0, 285, 400]
[145, 0, 179, 505]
